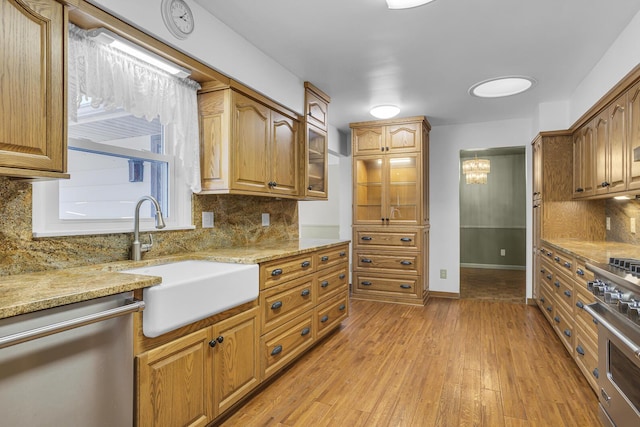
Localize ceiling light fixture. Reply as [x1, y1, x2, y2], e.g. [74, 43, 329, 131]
[462, 156, 490, 184]
[88, 28, 191, 78]
[386, 0, 437, 9]
[370, 105, 400, 119]
[469, 76, 536, 98]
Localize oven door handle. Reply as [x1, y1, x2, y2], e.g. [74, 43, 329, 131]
[585, 304, 640, 360]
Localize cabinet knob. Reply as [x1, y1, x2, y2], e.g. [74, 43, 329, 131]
[400, 237, 412, 242]
[271, 345, 283, 356]
[339, 304, 346, 311]
[575, 187, 584, 193]
[308, 185, 313, 190]
[563, 329, 571, 337]
[576, 268, 584, 276]
[361, 258, 373, 264]
[321, 256, 329, 261]
[208, 336, 224, 347]
[564, 290, 572, 297]
[339, 251, 346, 257]
[576, 301, 584, 309]
[400, 260, 413, 266]
[361, 281, 372, 286]
[301, 327, 311, 336]
[361, 236, 373, 241]
[576, 345, 585, 356]
[271, 268, 283, 276]
[554, 316, 560, 323]
[271, 301, 283, 310]
[554, 281, 560, 288]
[301, 261, 311, 268]
[601, 181, 610, 187]
[301, 289, 310, 297]
[399, 284, 412, 289]
[321, 280, 329, 288]
[320, 315, 329, 323]
[339, 274, 346, 279]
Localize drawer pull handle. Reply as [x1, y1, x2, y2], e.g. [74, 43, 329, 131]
[271, 345, 283, 356]
[339, 304, 346, 311]
[564, 262, 571, 269]
[601, 181, 610, 188]
[301, 261, 311, 268]
[546, 251, 552, 257]
[321, 280, 329, 288]
[209, 335, 224, 347]
[576, 187, 584, 193]
[576, 345, 585, 356]
[593, 368, 599, 379]
[554, 256, 560, 262]
[546, 274, 552, 280]
[339, 274, 346, 280]
[593, 317, 599, 325]
[400, 237, 412, 242]
[540, 297, 545, 303]
[321, 256, 329, 262]
[564, 290, 571, 297]
[564, 329, 571, 337]
[540, 268, 545, 273]
[554, 281, 560, 288]
[361, 281, 372, 286]
[301, 289, 310, 297]
[554, 316, 560, 323]
[339, 251, 346, 257]
[576, 301, 584, 309]
[400, 284, 412, 289]
[301, 327, 311, 336]
[361, 258, 373, 264]
[361, 236, 373, 241]
[546, 306, 553, 312]
[321, 315, 329, 323]
[271, 268, 283, 276]
[400, 260, 413, 266]
[271, 301, 283, 310]
[576, 268, 584, 276]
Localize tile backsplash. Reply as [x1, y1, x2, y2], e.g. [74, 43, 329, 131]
[606, 198, 640, 244]
[0, 177, 298, 276]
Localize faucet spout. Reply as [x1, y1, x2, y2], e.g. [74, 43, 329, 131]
[131, 195, 166, 261]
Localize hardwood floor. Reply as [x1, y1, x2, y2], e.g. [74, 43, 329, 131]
[217, 299, 601, 426]
[460, 268, 526, 304]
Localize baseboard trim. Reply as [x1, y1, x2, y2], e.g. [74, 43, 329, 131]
[461, 263, 526, 271]
[429, 290, 460, 299]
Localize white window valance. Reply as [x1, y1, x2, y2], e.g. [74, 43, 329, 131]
[67, 24, 202, 193]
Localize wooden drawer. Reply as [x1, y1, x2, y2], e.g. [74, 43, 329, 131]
[574, 259, 594, 287]
[575, 325, 599, 393]
[355, 251, 419, 274]
[261, 276, 315, 333]
[553, 270, 575, 314]
[551, 250, 574, 277]
[353, 272, 419, 297]
[315, 293, 348, 339]
[261, 253, 314, 289]
[353, 228, 420, 250]
[539, 285, 555, 323]
[541, 259, 555, 290]
[262, 312, 315, 379]
[575, 284, 598, 338]
[317, 264, 348, 303]
[316, 245, 349, 271]
[540, 244, 554, 261]
[552, 303, 574, 355]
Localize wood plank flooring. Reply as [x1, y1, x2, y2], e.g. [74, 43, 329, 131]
[217, 299, 601, 426]
[460, 268, 526, 304]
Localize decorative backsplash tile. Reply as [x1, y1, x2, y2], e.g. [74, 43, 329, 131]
[0, 177, 298, 276]
[606, 198, 640, 244]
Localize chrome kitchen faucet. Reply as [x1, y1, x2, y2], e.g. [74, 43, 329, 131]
[131, 195, 166, 261]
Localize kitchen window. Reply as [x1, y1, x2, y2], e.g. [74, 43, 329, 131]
[32, 25, 200, 237]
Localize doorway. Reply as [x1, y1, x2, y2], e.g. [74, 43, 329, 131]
[459, 147, 526, 303]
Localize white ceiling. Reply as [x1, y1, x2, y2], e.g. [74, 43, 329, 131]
[193, 0, 640, 132]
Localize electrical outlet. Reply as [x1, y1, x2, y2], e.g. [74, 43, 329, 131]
[500, 249, 506, 257]
[606, 217, 611, 230]
[202, 212, 214, 228]
[440, 269, 447, 279]
[632, 217, 637, 234]
[262, 213, 270, 227]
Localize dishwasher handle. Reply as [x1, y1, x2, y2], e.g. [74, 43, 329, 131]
[0, 298, 145, 350]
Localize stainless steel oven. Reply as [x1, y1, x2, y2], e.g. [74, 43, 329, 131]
[586, 259, 640, 427]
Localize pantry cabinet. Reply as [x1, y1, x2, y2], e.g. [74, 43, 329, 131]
[198, 87, 300, 198]
[302, 82, 330, 199]
[351, 116, 430, 305]
[0, 0, 69, 179]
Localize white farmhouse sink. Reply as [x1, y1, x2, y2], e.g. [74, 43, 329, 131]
[121, 260, 259, 338]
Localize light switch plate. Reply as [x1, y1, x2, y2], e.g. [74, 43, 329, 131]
[606, 217, 611, 230]
[202, 212, 214, 228]
[632, 217, 636, 234]
[500, 249, 506, 256]
[262, 213, 270, 227]
[439, 269, 447, 279]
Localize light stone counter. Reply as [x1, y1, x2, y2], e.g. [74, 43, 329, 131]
[543, 238, 640, 264]
[0, 239, 349, 320]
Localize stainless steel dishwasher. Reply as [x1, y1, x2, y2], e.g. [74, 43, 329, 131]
[0, 292, 144, 427]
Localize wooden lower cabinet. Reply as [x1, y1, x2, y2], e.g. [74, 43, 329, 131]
[136, 307, 260, 426]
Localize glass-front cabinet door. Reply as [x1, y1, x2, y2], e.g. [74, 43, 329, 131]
[354, 154, 420, 225]
[306, 125, 327, 198]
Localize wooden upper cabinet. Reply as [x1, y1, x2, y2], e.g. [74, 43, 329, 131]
[572, 122, 595, 198]
[302, 82, 330, 200]
[628, 81, 640, 190]
[198, 88, 301, 198]
[304, 82, 329, 131]
[594, 110, 609, 195]
[533, 137, 542, 199]
[353, 126, 385, 156]
[608, 98, 627, 192]
[0, 0, 68, 178]
[385, 122, 421, 153]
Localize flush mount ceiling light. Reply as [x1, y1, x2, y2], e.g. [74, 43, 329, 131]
[469, 76, 536, 98]
[370, 105, 400, 119]
[386, 0, 437, 9]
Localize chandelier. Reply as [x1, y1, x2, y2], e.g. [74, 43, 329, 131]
[462, 156, 490, 184]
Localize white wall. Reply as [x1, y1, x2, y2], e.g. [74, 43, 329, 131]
[429, 118, 533, 296]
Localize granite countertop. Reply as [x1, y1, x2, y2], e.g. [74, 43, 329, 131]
[543, 238, 640, 264]
[0, 238, 349, 320]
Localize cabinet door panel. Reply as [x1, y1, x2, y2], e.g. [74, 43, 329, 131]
[386, 122, 421, 153]
[271, 111, 299, 196]
[387, 154, 419, 224]
[628, 83, 640, 190]
[0, 0, 64, 173]
[608, 100, 626, 192]
[231, 93, 270, 191]
[354, 156, 385, 224]
[353, 127, 384, 155]
[594, 113, 609, 195]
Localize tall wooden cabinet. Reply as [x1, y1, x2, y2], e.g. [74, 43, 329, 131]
[302, 82, 330, 199]
[0, 0, 69, 179]
[350, 116, 430, 305]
